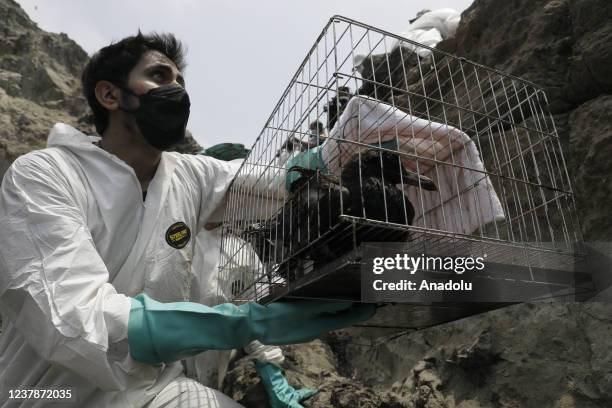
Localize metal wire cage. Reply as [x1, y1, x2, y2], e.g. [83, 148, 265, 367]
[217, 16, 585, 305]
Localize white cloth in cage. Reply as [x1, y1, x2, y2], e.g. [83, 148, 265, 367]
[320, 96, 505, 236]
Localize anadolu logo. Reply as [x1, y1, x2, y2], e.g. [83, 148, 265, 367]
[165, 221, 191, 249]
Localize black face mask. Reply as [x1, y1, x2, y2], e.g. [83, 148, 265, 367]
[118, 83, 191, 151]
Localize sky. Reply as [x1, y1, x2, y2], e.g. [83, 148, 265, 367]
[16, 0, 473, 149]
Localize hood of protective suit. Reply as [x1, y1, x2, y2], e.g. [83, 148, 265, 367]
[47, 122, 101, 147]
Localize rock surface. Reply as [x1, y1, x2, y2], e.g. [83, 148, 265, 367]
[438, 0, 612, 241]
[0, 0, 92, 174]
[567, 95, 612, 239]
[223, 302, 612, 408]
[223, 338, 407, 408]
[343, 303, 612, 408]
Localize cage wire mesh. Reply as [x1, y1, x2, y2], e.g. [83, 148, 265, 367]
[217, 16, 586, 305]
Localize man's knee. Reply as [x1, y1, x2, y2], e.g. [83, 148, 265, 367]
[148, 377, 244, 408]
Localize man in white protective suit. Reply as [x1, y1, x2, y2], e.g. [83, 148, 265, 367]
[0, 32, 375, 407]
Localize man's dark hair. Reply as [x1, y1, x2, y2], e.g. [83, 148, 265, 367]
[81, 32, 186, 135]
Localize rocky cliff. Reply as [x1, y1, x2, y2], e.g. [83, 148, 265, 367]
[438, 0, 612, 242]
[0, 0, 92, 175]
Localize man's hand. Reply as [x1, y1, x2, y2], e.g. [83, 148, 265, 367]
[128, 294, 376, 365]
[256, 362, 317, 408]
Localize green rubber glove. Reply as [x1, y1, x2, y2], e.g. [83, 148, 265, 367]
[256, 361, 317, 408]
[285, 146, 327, 191]
[128, 294, 376, 365]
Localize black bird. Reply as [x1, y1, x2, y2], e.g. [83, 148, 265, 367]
[281, 167, 349, 261]
[245, 151, 437, 280]
[281, 150, 437, 261]
[324, 86, 353, 131]
[242, 221, 283, 265]
[240, 167, 348, 278]
[340, 149, 437, 242]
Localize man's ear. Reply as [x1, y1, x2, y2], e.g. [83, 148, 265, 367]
[94, 80, 121, 110]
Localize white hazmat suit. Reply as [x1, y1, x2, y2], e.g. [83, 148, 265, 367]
[396, 8, 461, 57]
[354, 8, 461, 69]
[0, 123, 260, 406]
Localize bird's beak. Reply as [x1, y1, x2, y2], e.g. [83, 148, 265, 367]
[401, 169, 438, 191]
